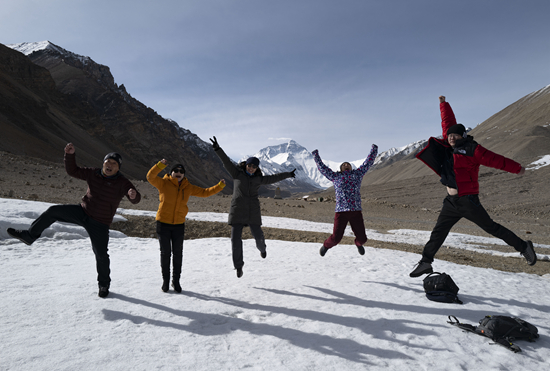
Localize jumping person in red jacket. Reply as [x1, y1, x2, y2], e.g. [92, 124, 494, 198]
[7, 143, 141, 297]
[409, 96, 536, 278]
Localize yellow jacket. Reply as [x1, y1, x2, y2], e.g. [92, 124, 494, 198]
[146, 162, 225, 224]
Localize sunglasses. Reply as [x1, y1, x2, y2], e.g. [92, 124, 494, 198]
[172, 168, 185, 174]
[247, 164, 258, 169]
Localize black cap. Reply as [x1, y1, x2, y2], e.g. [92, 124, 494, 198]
[246, 157, 260, 167]
[446, 124, 467, 138]
[170, 164, 186, 174]
[104, 152, 122, 167]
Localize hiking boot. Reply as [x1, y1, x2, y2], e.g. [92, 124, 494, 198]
[7, 228, 35, 245]
[521, 240, 537, 266]
[319, 246, 328, 257]
[98, 287, 109, 298]
[357, 245, 365, 255]
[236, 267, 243, 278]
[161, 280, 169, 292]
[261, 251, 267, 259]
[409, 261, 433, 278]
[172, 280, 182, 293]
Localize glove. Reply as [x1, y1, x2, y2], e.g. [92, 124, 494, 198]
[290, 169, 296, 178]
[209, 136, 220, 151]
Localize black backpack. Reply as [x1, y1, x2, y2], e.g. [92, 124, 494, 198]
[448, 315, 539, 353]
[423, 272, 463, 304]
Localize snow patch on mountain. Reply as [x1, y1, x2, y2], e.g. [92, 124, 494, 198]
[8, 41, 92, 65]
[373, 139, 426, 167]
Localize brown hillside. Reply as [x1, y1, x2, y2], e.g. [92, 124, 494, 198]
[0, 43, 231, 190]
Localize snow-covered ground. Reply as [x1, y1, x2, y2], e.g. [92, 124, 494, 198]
[1, 198, 550, 370]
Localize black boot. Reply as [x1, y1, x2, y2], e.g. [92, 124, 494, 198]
[172, 280, 182, 293]
[98, 286, 109, 298]
[161, 252, 171, 292]
[7, 228, 36, 245]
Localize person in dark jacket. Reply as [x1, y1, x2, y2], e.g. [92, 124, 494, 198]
[409, 96, 536, 278]
[6, 143, 141, 297]
[312, 145, 378, 256]
[209, 136, 296, 278]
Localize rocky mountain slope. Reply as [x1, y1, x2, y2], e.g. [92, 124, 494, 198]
[1, 41, 230, 189]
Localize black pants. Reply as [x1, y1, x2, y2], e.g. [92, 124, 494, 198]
[421, 194, 526, 263]
[156, 221, 185, 282]
[230, 224, 266, 269]
[28, 204, 111, 288]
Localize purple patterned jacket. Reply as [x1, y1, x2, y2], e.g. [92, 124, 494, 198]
[312, 144, 378, 212]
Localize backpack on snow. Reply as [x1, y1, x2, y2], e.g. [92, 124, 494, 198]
[423, 272, 463, 304]
[448, 315, 539, 353]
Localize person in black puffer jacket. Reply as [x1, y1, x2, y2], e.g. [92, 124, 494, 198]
[210, 136, 295, 278]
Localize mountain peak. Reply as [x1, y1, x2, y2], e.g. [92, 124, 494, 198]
[8, 41, 93, 66]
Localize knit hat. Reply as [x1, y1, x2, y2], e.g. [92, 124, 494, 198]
[446, 124, 467, 138]
[246, 157, 260, 167]
[170, 164, 186, 174]
[104, 152, 122, 167]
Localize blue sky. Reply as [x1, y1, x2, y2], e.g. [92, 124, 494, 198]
[3, 0, 550, 162]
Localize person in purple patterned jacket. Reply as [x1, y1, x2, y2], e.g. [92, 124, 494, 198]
[312, 144, 378, 257]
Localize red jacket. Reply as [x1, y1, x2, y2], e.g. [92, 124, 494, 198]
[65, 153, 141, 225]
[416, 102, 522, 197]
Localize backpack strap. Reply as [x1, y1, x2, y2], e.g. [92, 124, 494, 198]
[492, 337, 522, 353]
[447, 316, 522, 353]
[447, 316, 476, 332]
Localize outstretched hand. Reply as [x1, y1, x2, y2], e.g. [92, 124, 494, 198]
[290, 169, 296, 178]
[209, 136, 220, 151]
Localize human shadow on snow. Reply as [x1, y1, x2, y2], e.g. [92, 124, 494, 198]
[106, 292, 421, 365]
[257, 284, 550, 335]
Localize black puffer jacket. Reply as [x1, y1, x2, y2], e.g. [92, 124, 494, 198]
[215, 148, 292, 225]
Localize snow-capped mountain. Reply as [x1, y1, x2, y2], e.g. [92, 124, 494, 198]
[240, 141, 327, 192]
[9, 41, 91, 63]
[241, 140, 374, 191]
[372, 139, 427, 168]
[242, 135, 470, 192]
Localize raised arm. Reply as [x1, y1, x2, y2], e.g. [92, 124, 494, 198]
[439, 95, 457, 141]
[356, 144, 379, 176]
[210, 136, 239, 179]
[64, 143, 93, 181]
[146, 160, 167, 189]
[312, 149, 336, 181]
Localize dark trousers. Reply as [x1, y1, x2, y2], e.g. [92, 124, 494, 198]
[28, 204, 111, 288]
[230, 224, 266, 269]
[156, 221, 185, 282]
[324, 210, 367, 249]
[421, 194, 526, 263]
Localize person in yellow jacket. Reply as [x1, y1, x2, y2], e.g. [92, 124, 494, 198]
[147, 159, 225, 293]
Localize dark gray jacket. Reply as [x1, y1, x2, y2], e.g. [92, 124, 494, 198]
[215, 148, 292, 225]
